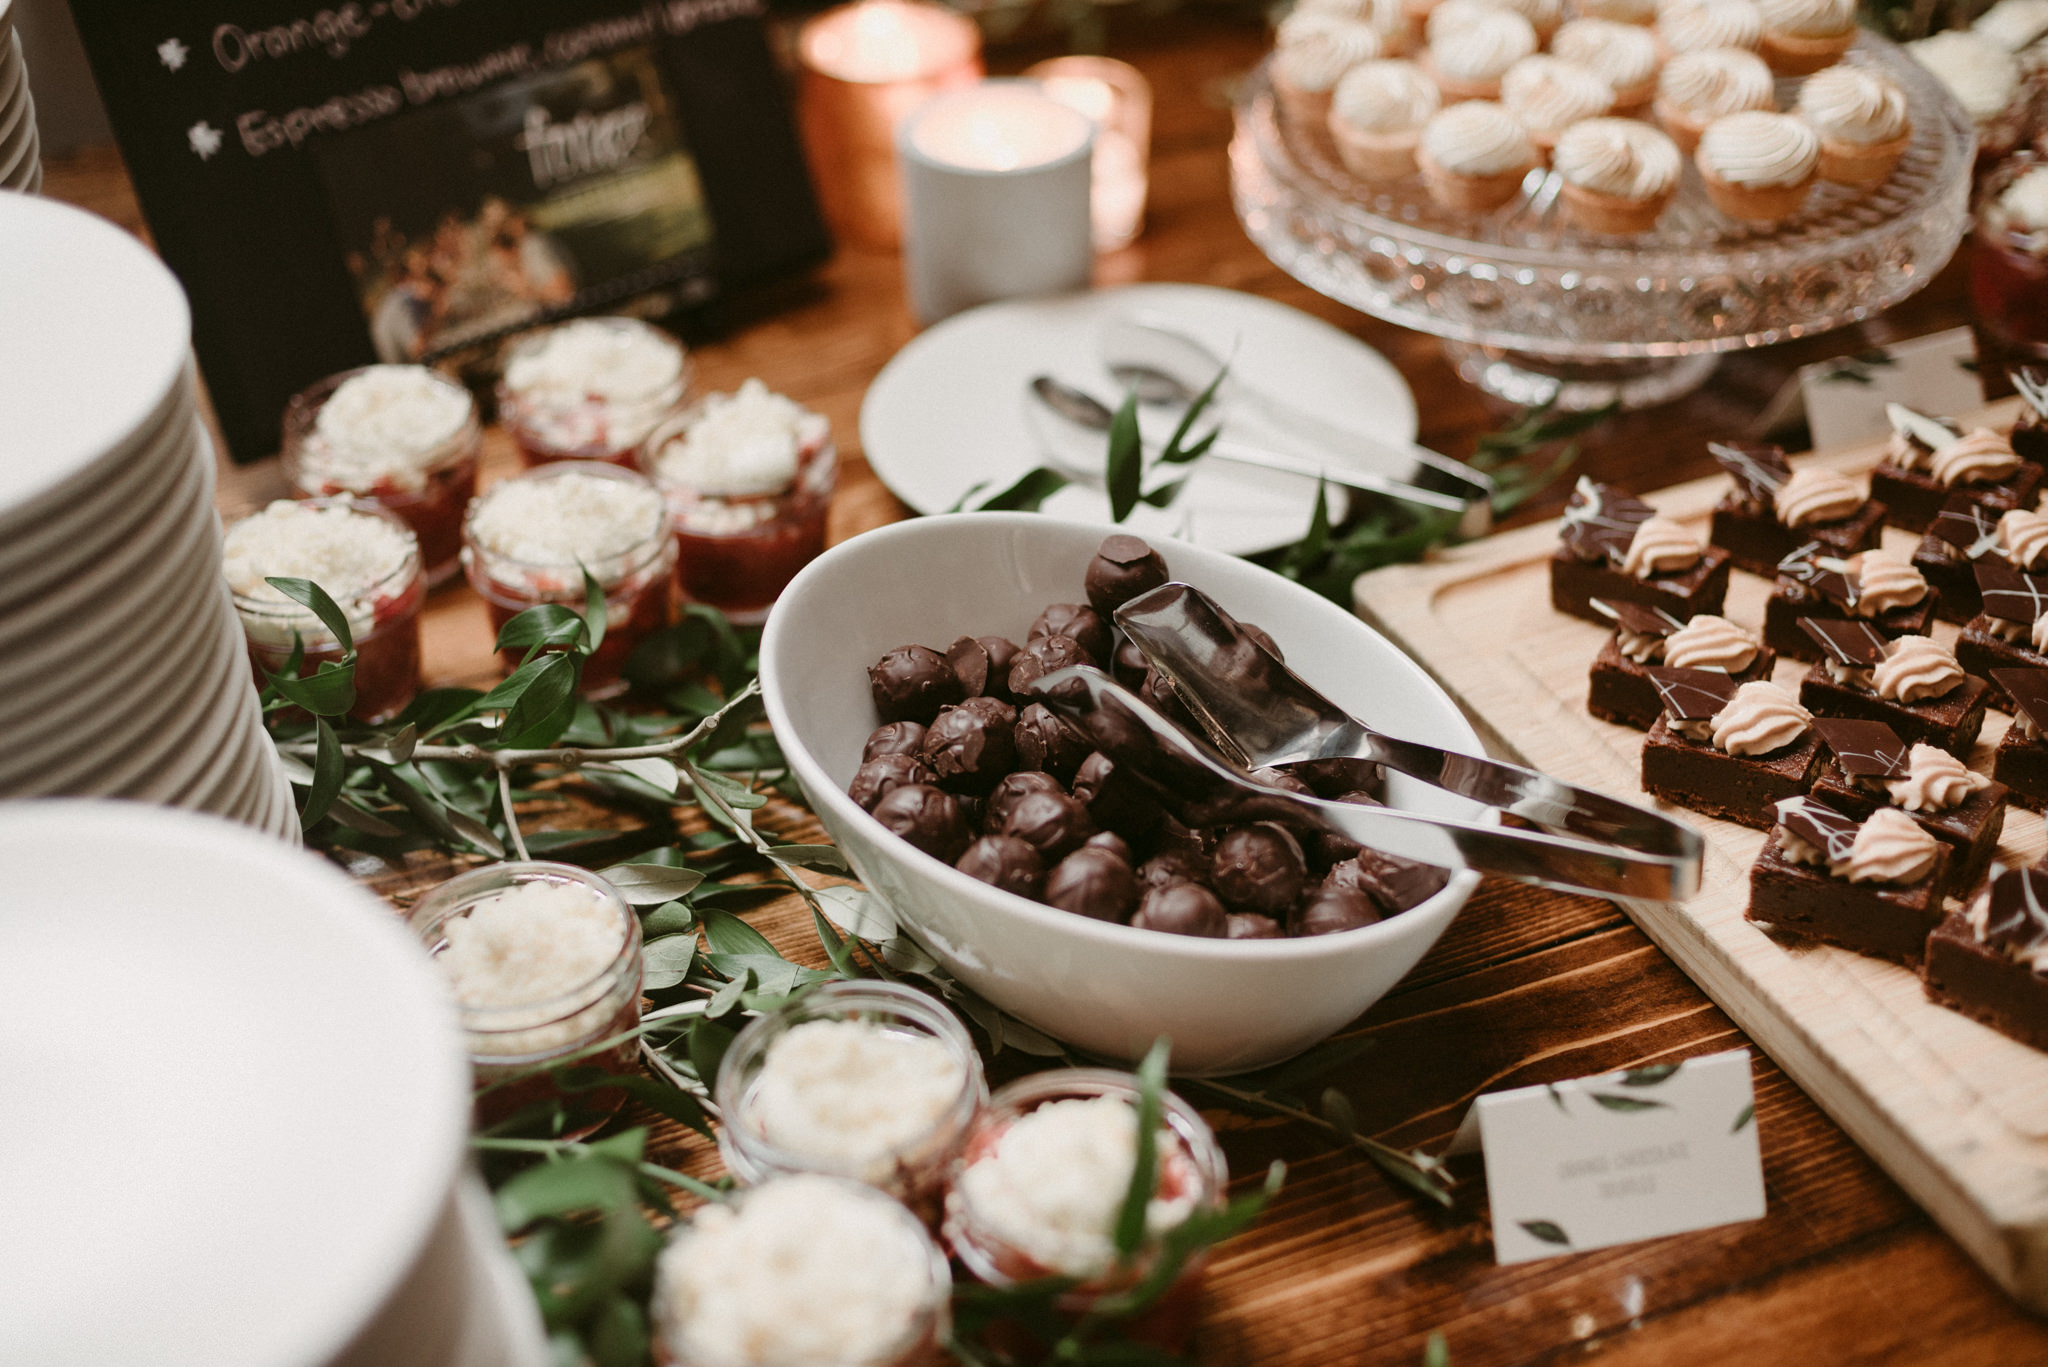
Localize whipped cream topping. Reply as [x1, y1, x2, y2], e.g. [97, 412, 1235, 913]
[1502, 56, 1617, 135]
[1711, 679, 1810, 755]
[1773, 466, 1863, 526]
[436, 877, 632, 1054]
[1850, 549, 1928, 616]
[1427, 1, 1540, 79]
[1795, 66, 1909, 145]
[1999, 508, 2048, 569]
[1930, 428, 2021, 487]
[1332, 59, 1442, 131]
[1422, 100, 1537, 175]
[1618, 625, 1666, 662]
[1872, 634, 1963, 703]
[1696, 109, 1819, 187]
[1656, 48, 1775, 118]
[1657, 0, 1763, 53]
[1551, 19, 1661, 93]
[1998, 167, 2048, 232]
[465, 467, 668, 583]
[1974, 0, 2048, 51]
[223, 499, 418, 645]
[1621, 514, 1702, 576]
[1886, 742, 1989, 812]
[653, 379, 829, 499]
[1555, 117, 1683, 197]
[504, 317, 686, 405]
[1908, 32, 2021, 124]
[1836, 807, 1940, 884]
[1276, 11, 1387, 90]
[1663, 613, 1759, 671]
[1754, 0, 1852, 38]
[1300, 0, 1412, 40]
[744, 1019, 968, 1179]
[304, 366, 475, 493]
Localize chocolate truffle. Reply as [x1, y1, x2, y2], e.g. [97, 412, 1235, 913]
[1296, 886, 1383, 936]
[870, 783, 971, 863]
[945, 636, 995, 700]
[920, 697, 1018, 793]
[1226, 912, 1286, 939]
[1045, 847, 1139, 921]
[1030, 603, 1112, 664]
[1139, 847, 1209, 891]
[978, 636, 1021, 698]
[1113, 638, 1151, 690]
[1001, 789, 1097, 863]
[1086, 534, 1170, 614]
[868, 645, 963, 723]
[1212, 823, 1309, 916]
[955, 835, 1045, 898]
[1014, 702, 1093, 782]
[1084, 830, 1134, 863]
[1007, 634, 1094, 697]
[862, 721, 927, 762]
[1325, 849, 1451, 915]
[1071, 751, 1164, 840]
[1249, 767, 1317, 796]
[983, 770, 1067, 833]
[848, 753, 939, 812]
[1132, 882, 1229, 937]
[1140, 666, 1197, 729]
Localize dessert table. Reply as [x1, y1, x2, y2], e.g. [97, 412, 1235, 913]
[39, 11, 2048, 1363]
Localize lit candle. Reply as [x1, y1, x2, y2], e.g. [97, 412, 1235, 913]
[1024, 56, 1152, 252]
[898, 81, 1095, 323]
[797, 0, 984, 250]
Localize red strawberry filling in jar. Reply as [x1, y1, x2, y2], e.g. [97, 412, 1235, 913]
[1972, 158, 2048, 365]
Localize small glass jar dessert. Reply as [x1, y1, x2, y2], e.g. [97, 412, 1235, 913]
[716, 980, 985, 1223]
[1971, 156, 2048, 368]
[642, 379, 837, 624]
[280, 364, 480, 586]
[651, 1175, 951, 1367]
[944, 1068, 1228, 1354]
[496, 316, 691, 467]
[461, 462, 677, 697]
[222, 498, 426, 724]
[409, 861, 643, 1138]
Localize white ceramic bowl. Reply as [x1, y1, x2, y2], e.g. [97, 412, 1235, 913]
[760, 514, 1484, 1074]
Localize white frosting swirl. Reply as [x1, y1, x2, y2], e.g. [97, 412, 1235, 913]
[1332, 59, 1442, 132]
[1696, 109, 1819, 188]
[1930, 428, 2022, 487]
[1656, 48, 1775, 118]
[1621, 514, 1703, 576]
[1428, 1, 1540, 79]
[1657, 0, 1763, 53]
[1502, 56, 1618, 135]
[1975, 0, 2048, 50]
[1551, 20, 1661, 93]
[1617, 626, 1665, 662]
[1300, 0, 1413, 41]
[1421, 100, 1538, 175]
[1835, 807, 1940, 884]
[1886, 742, 1990, 812]
[1754, 0, 1851, 38]
[1711, 679, 1810, 755]
[1872, 635, 1964, 703]
[1277, 12, 1387, 90]
[1907, 32, 2021, 125]
[1773, 466, 1863, 526]
[1998, 508, 2048, 570]
[1795, 66, 1909, 146]
[1999, 168, 2048, 233]
[1850, 549, 1928, 617]
[1555, 117, 1683, 197]
[1663, 613, 1759, 671]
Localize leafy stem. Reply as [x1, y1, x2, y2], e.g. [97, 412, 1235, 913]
[1183, 1075, 1457, 1208]
[470, 1134, 729, 1205]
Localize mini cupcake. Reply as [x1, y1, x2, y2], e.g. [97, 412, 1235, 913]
[1425, 0, 1541, 99]
[1418, 99, 1540, 210]
[1796, 65, 1912, 185]
[1274, 11, 1387, 126]
[1907, 32, 2025, 161]
[1576, 0, 1658, 23]
[1299, 0, 1418, 54]
[1328, 59, 1443, 179]
[1696, 108, 1820, 222]
[1654, 47, 1776, 154]
[1754, 0, 1856, 72]
[1501, 55, 1618, 154]
[1551, 18, 1663, 108]
[1556, 117, 1684, 232]
[1656, 0, 1764, 56]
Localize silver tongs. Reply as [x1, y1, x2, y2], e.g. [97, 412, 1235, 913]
[1023, 583, 1703, 901]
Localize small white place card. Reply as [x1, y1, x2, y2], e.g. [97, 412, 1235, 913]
[1470, 1049, 1765, 1265]
[1800, 326, 1984, 453]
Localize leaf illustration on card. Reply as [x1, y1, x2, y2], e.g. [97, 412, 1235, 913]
[1518, 1219, 1572, 1247]
[1590, 1093, 1670, 1113]
[1618, 1064, 1680, 1088]
[1731, 1102, 1755, 1134]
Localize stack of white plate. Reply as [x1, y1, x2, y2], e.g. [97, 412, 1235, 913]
[0, 1, 39, 194]
[0, 802, 552, 1367]
[0, 191, 296, 840]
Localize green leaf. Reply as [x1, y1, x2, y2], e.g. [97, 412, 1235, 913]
[1518, 1219, 1571, 1247]
[1321, 1087, 1359, 1142]
[1619, 1063, 1681, 1087]
[1156, 359, 1227, 465]
[641, 900, 695, 938]
[267, 658, 357, 717]
[560, 1069, 714, 1140]
[813, 884, 896, 940]
[1285, 478, 1334, 577]
[299, 719, 344, 828]
[501, 654, 582, 750]
[379, 723, 418, 765]
[581, 566, 609, 660]
[706, 974, 748, 1018]
[1589, 1093, 1669, 1113]
[266, 576, 355, 655]
[689, 1017, 736, 1090]
[1114, 1037, 1171, 1261]
[444, 807, 506, 859]
[494, 1153, 637, 1230]
[1731, 1102, 1755, 1134]
[1106, 389, 1144, 523]
[601, 863, 706, 906]
[612, 757, 680, 794]
[970, 465, 1070, 512]
[808, 906, 860, 979]
[693, 765, 768, 810]
[1423, 1330, 1450, 1367]
[586, 1294, 647, 1367]
[641, 935, 699, 990]
[769, 844, 850, 874]
[495, 604, 589, 654]
[699, 907, 780, 959]
[324, 797, 405, 837]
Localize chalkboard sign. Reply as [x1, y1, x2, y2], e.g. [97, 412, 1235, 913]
[70, 0, 829, 463]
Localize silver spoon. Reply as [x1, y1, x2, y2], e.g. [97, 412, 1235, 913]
[1027, 664, 1701, 901]
[1109, 581, 1704, 898]
[1098, 315, 1494, 536]
[1028, 375, 1485, 530]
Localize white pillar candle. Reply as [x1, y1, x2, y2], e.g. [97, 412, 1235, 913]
[1024, 56, 1153, 252]
[898, 80, 1095, 324]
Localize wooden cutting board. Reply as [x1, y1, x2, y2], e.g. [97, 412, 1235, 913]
[1353, 399, 2048, 1313]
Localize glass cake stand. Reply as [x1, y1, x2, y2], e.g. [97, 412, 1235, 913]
[1231, 36, 1975, 410]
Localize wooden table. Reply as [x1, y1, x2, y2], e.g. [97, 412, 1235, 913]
[40, 13, 2048, 1363]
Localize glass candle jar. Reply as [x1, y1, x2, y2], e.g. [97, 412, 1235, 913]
[222, 497, 426, 724]
[944, 1068, 1228, 1354]
[496, 316, 691, 467]
[460, 462, 677, 697]
[408, 860, 644, 1138]
[1972, 154, 2048, 368]
[716, 980, 985, 1224]
[642, 380, 837, 624]
[651, 1174, 951, 1367]
[280, 364, 481, 586]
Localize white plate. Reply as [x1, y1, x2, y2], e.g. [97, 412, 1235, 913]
[0, 801, 468, 1367]
[860, 282, 1418, 557]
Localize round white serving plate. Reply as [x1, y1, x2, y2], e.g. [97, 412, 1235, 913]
[860, 281, 1418, 557]
[0, 801, 473, 1367]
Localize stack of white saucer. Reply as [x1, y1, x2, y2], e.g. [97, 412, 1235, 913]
[0, 1, 39, 193]
[0, 191, 297, 841]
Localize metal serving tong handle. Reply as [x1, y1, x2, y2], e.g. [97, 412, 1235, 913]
[1101, 583, 1704, 900]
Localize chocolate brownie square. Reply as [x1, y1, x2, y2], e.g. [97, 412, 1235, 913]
[1551, 546, 1733, 627]
[1587, 633, 1776, 730]
[1956, 619, 2048, 710]
[1798, 660, 1989, 759]
[1909, 497, 2003, 625]
[1643, 715, 1823, 829]
[1763, 581, 1938, 662]
[2010, 366, 2048, 472]
[1870, 461, 2041, 535]
[1924, 864, 2048, 1050]
[1808, 758, 2005, 897]
[1704, 440, 1886, 576]
[1749, 838, 1949, 964]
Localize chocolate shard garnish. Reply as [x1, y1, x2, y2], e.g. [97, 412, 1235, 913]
[1774, 795, 1862, 865]
[1777, 541, 1857, 608]
[1811, 717, 1909, 778]
[1590, 598, 1686, 637]
[1992, 668, 2048, 733]
[1799, 616, 1887, 666]
[1560, 476, 1654, 567]
[1642, 665, 1739, 721]
[2012, 366, 2048, 418]
[1975, 559, 2048, 626]
[1886, 401, 1961, 452]
[1929, 497, 2003, 559]
[1708, 439, 1791, 505]
[1983, 866, 2048, 956]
